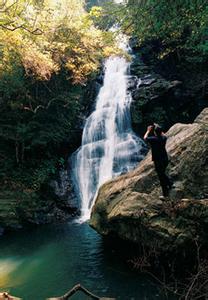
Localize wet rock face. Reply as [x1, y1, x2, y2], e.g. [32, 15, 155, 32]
[50, 169, 79, 211]
[0, 184, 76, 234]
[129, 53, 208, 135]
[90, 108, 208, 254]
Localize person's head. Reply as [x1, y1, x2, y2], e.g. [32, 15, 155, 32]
[154, 123, 163, 136]
[148, 124, 155, 135]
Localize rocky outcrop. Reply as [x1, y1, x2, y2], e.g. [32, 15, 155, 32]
[50, 169, 79, 211]
[129, 53, 208, 136]
[90, 108, 208, 253]
[0, 186, 74, 235]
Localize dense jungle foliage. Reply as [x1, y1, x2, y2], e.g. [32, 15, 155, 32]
[0, 0, 119, 192]
[124, 0, 208, 63]
[97, 0, 208, 65]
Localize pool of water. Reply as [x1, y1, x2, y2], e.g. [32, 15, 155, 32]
[0, 222, 169, 300]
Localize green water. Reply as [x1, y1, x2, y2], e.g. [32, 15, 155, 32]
[0, 222, 168, 300]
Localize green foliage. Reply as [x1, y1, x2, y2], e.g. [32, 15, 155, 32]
[102, 0, 208, 64]
[0, 0, 118, 83]
[0, 0, 118, 193]
[0, 75, 84, 189]
[87, 1, 125, 30]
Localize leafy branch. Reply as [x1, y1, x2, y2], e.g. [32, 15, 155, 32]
[0, 22, 43, 34]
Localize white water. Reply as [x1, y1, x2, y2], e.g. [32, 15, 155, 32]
[71, 37, 144, 221]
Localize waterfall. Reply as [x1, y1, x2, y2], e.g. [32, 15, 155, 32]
[71, 37, 145, 222]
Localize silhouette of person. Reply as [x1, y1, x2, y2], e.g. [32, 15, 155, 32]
[144, 124, 172, 198]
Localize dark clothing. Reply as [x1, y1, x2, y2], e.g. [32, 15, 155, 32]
[145, 135, 168, 162]
[146, 135, 171, 196]
[154, 160, 172, 196]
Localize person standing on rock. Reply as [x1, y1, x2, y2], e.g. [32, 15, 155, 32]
[144, 124, 172, 199]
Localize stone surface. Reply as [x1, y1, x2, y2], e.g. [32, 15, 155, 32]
[0, 187, 73, 233]
[50, 169, 79, 211]
[129, 52, 208, 136]
[90, 108, 208, 253]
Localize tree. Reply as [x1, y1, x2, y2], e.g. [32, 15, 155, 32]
[97, 0, 208, 64]
[0, 0, 118, 190]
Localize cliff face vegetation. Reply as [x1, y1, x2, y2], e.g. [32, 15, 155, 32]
[90, 108, 208, 253]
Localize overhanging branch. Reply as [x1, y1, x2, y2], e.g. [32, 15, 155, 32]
[0, 23, 43, 34]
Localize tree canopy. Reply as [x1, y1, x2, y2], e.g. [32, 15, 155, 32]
[0, 0, 119, 190]
[0, 0, 119, 84]
[96, 0, 208, 64]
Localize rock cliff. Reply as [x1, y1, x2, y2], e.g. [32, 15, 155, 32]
[129, 51, 208, 136]
[90, 108, 208, 253]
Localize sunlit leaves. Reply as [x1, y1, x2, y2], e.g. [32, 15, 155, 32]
[21, 43, 59, 80]
[0, 0, 119, 84]
[89, 6, 103, 17]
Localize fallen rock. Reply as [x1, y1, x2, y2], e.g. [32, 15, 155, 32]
[90, 108, 208, 254]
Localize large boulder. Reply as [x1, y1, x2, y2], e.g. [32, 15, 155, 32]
[90, 108, 208, 253]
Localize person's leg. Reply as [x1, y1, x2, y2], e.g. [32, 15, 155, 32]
[162, 160, 172, 188]
[165, 175, 172, 188]
[154, 161, 169, 196]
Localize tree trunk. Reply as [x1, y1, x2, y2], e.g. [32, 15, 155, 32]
[47, 284, 115, 300]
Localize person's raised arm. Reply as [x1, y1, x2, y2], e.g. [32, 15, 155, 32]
[144, 125, 154, 140]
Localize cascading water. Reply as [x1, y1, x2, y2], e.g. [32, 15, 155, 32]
[71, 37, 145, 221]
